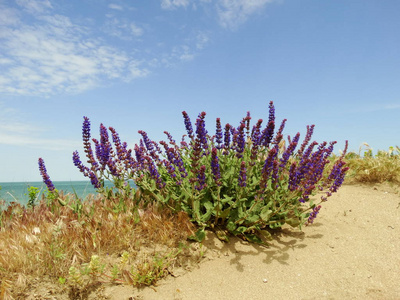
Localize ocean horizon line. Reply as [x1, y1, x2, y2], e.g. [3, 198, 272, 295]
[0, 180, 91, 184]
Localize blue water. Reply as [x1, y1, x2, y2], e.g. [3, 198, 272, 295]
[0, 181, 117, 206]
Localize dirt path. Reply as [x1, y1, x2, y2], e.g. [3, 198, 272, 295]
[102, 184, 400, 300]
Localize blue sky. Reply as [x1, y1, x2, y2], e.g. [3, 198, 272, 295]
[0, 0, 399, 182]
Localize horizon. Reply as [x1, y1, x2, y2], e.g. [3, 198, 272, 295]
[1, 0, 399, 182]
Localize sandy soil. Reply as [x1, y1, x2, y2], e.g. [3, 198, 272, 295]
[100, 184, 400, 300]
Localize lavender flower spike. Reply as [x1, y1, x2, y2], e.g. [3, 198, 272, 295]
[280, 132, 300, 168]
[215, 118, 223, 149]
[306, 205, 321, 225]
[238, 161, 247, 187]
[81, 117, 100, 173]
[182, 111, 194, 139]
[38, 158, 55, 192]
[211, 148, 221, 185]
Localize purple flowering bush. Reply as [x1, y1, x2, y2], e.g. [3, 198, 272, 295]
[39, 101, 349, 243]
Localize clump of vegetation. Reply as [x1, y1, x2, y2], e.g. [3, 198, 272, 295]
[343, 144, 400, 183]
[0, 192, 197, 299]
[40, 101, 349, 243]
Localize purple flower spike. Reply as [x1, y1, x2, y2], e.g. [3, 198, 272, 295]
[268, 101, 275, 123]
[280, 132, 300, 168]
[164, 131, 177, 146]
[238, 161, 247, 187]
[259, 101, 276, 147]
[138, 130, 154, 152]
[195, 165, 207, 191]
[145, 156, 165, 189]
[82, 117, 99, 171]
[94, 124, 111, 169]
[251, 119, 263, 145]
[211, 148, 221, 185]
[260, 121, 275, 147]
[72, 151, 102, 188]
[298, 125, 315, 156]
[195, 112, 208, 150]
[272, 119, 287, 145]
[110, 127, 127, 162]
[236, 122, 246, 158]
[215, 118, 223, 149]
[306, 205, 321, 225]
[244, 111, 251, 135]
[182, 111, 194, 139]
[38, 158, 55, 192]
[223, 123, 231, 153]
[260, 147, 278, 190]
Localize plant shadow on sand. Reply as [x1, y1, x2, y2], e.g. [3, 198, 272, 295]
[197, 228, 323, 272]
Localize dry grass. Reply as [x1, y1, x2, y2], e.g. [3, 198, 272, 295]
[343, 144, 400, 184]
[0, 192, 198, 299]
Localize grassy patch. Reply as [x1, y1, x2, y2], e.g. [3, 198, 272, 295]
[343, 144, 400, 184]
[0, 192, 199, 299]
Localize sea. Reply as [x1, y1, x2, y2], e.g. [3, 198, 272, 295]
[0, 181, 117, 206]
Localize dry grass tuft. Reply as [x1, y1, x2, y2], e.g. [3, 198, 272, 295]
[343, 144, 400, 184]
[0, 192, 197, 299]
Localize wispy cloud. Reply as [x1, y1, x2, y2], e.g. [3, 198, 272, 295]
[0, 0, 273, 97]
[16, 0, 52, 14]
[108, 4, 123, 11]
[346, 102, 400, 114]
[161, 0, 190, 10]
[0, 102, 80, 150]
[0, 1, 149, 96]
[384, 104, 400, 110]
[195, 31, 209, 50]
[216, 0, 276, 29]
[103, 17, 144, 39]
[0, 133, 81, 151]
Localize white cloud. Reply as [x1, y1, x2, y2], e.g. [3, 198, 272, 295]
[103, 18, 144, 39]
[16, 0, 52, 14]
[0, 102, 80, 151]
[0, 0, 271, 98]
[196, 31, 209, 49]
[161, 0, 189, 10]
[384, 104, 400, 110]
[0, 4, 20, 26]
[217, 0, 275, 29]
[108, 3, 123, 11]
[0, 5, 149, 96]
[130, 23, 144, 36]
[0, 132, 81, 151]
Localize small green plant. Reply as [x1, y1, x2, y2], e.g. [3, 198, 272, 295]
[25, 186, 40, 208]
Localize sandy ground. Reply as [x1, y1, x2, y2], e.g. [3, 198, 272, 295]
[99, 184, 400, 300]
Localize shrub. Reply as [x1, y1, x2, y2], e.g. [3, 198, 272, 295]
[39, 101, 349, 243]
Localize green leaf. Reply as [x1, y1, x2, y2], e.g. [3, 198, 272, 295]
[188, 228, 206, 242]
[236, 226, 247, 233]
[221, 195, 234, 204]
[219, 208, 231, 220]
[260, 208, 272, 222]
[286, 218, 300, 227]
[226, 221, 237, 232]
[246, 214, 259, 223]
[203, 200, 213, 211]
[200, 201, 213, 222]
